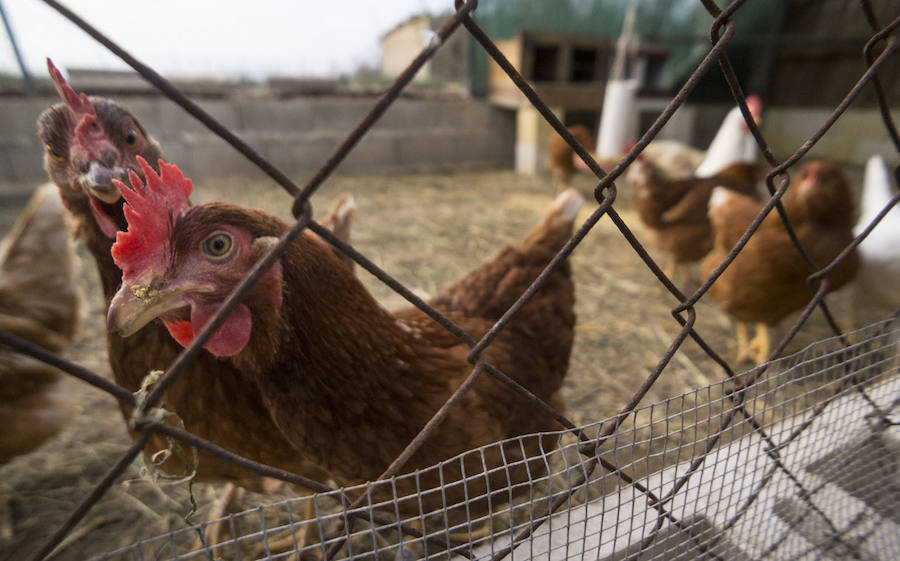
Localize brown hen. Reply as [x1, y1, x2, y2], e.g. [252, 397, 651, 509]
[0, 183, 81, 462]
[107, 158, 581, 534]
[0, 184, 81, 539]
[546, 124, 595, 189]
[630, 159, 764, 285]
[701, 161, 859, 364]
[36, 61, 333, 522]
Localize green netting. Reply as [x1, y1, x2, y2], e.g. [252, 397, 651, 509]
[465, 0, 786, 98]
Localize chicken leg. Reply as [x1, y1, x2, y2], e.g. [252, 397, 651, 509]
[662, 257, 691, 289]
[735, 322, 770, 365]
[267, 497, 319, 560]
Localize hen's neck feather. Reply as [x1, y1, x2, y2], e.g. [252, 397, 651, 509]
[60, 192, 123, 301]
[239, 228, 411, 376]
[227, 224, 452, 476]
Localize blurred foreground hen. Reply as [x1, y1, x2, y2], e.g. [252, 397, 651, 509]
[702, 161, 859, 364]
[0, 184, 81, 539]
[108, 158, 581, 529]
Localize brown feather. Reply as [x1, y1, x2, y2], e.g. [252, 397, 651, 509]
[546, 124, 595, 185]
[633, 161, 764, 264]
[37, 99, 331, 490]
[701, 161, 859, 325]
[159, 193, 579, 523]
[0, 184, 80, 464]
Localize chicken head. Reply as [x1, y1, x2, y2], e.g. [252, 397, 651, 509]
[108, 158, 283, 357]
[37, 59, 164, 238]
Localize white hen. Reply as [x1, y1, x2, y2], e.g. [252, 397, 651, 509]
[694, 95, 762, 178]
[635, 95, 762, 181]
[849, 155, 900, 319]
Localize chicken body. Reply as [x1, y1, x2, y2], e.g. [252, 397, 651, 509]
[693, 96, 762, 178]
[701, 161, 859, 364]
[109, 165, 581, 525]
[547, 124, 595, 188]
[631, 95, 762, 182]
[630, 160, 763, 284]
[37, 64, 330, 491]
[637, 140, 707, 180]
[0, 184, 81, 466]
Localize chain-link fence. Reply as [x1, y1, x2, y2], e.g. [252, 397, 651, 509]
[1, 0, 898, 560]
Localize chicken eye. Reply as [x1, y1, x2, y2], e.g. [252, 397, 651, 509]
[202, 233, 233, 259]
[124, 130, 138, 148]
[46, 146, 65, 162]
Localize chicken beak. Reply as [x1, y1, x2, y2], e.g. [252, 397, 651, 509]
[81, 161, 125, 203]
[107, 280, 210, 337]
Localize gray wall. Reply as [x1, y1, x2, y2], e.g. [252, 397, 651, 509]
[0, 96, 515, 183]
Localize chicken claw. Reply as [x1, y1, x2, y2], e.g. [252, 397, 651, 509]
[735, 322, 770, 365]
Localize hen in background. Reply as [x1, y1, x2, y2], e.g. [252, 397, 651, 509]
[845, 155, 900, 325]
[701, 161, 859, 365]
[628, 96, 764, 285]
[639, 95, 763, 180]
[630, 160, 764, 285]
[546, 124, 596, 189]
[37, 60, 336, 546]
[635, 140, 706, 181]
[0, 184, 82, 540]
[108, 158, 581, 539]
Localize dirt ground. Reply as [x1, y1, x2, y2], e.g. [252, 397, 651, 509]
[0, 168, 882, 560]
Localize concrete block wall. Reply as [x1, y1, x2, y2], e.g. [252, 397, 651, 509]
[763, 107, 900, 168]
[0, 95, 516, 184]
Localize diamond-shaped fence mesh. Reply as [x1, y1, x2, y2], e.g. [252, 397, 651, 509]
[1, 0, 898, 560]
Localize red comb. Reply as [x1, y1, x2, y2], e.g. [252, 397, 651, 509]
[111, 157, 193, 281]
[47, 58, 94, 118]
[745, 94, 763, 119]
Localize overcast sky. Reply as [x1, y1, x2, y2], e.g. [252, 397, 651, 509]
[1, 0, 452, 80]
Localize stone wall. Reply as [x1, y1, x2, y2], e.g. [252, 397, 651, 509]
[0, 95, 516, 183]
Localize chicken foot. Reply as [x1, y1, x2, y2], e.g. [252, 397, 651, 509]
[202, 482, 243, 546]
[735, 322, 770, 365]
[662, 258, 690, 289]
[387, 516, 498, 560]
[263, 497, 319, 560]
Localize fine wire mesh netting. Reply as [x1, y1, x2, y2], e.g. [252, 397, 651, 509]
[95, 317, 900, 561]
[2, 0, 899, 560]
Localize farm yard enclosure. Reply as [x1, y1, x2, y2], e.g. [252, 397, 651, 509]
[0, 0, 897, 559]
[0, 169, 890, 560]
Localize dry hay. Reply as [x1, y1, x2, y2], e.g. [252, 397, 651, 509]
[0, 169, 877, 560]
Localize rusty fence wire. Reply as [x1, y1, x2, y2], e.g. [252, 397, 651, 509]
[0, 0, 897, 560]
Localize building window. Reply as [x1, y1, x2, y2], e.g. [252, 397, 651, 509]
[532, 45, 560, 82]
[570, 48, 598, 82]
[641, 54, 668, 90]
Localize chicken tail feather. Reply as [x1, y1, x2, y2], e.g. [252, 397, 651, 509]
[435, 190, 581, 322]
[553, 188, 584, 223]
